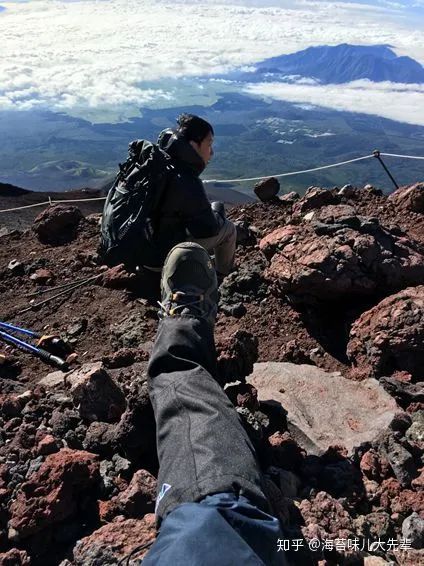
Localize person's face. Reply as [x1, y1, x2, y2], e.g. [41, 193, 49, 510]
[191, 131, 214, 166]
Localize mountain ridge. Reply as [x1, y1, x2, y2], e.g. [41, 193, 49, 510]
[231, 44, 424, 84]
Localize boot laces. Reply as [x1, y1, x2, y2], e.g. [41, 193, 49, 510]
[158, 291, 205, 317]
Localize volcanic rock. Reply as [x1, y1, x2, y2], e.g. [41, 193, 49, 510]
[262, 217, 424, 301]
[388, 182, 424, 213]
[72, 515, 156, 565]
[379, 376, 424, 409]
[84, 372, 156, 460]
[406, 411, 424, 444]
[29, 268, 54, 284]
[338, 184, 356, 198]
[254, 177, 280, 202]
[36, 434, 60, 456]
[293, 186, 337, 214]
[216, 330, 259, 383]
[0, 549, 31, 565]
[225, 382, 259, 412]
[347, 286, 424, 380]
[412, 468, 424, 489]
[8, 448, 100, 540]
[279, 191, 299, 204]
[314, 203, 357, 223]
[402, 512, 424, 549]
[70, 364, 126, 423]
[102, 264, 136, 289]
[248, 362, 399, 455]
[379, 432, 417, 487]
[353, 511, 393, 540]
[111, 312, 149, 349]
[32, 204, 83, 245]
[299, 491, 354, 538]
[99, 469, 156, 521]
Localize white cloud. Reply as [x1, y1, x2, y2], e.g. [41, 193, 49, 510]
[0, 0, 423, 121]
[245, 80, 424, 125]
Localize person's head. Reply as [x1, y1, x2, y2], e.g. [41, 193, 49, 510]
[176, 114, 214, 165]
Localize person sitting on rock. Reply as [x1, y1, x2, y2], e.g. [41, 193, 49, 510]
[138, 242, 286, 565]
[151, 114, 236, 284]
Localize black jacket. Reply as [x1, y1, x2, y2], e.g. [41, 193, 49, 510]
[149, 133, 222, 266]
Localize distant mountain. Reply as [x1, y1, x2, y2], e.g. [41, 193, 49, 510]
[231, 44, 424, 84]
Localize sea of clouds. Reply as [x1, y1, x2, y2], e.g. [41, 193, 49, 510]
[0, 0, 423, 124]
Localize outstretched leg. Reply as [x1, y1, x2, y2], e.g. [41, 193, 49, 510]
[144, 243, 286, 565]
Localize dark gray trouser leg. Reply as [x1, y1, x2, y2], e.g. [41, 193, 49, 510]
[147, 316, 269, 522]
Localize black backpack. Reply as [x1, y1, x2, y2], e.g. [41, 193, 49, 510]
[100, 139, 174, 268]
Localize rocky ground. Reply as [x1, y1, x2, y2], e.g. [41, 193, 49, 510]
[0, 181, 423, 565]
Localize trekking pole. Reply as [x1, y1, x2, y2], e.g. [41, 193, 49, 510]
[373, 150, 399, 190]
[0, 330, 68, 371]
[18, 273, 103, 315]
[0, 321, 40, 339]
[0, 321, 71, 356]
[27, 275, 98, 297]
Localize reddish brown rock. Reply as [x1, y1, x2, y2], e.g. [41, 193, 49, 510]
[102, 347, 148, 369]
[228, 383, 259, 411]
[262, 219, 424, 301]
[216, 330, 258, 383]
[254, 177, 280, 202]
[315, 204, 357, 223]
[347, 286, 424, 380]
[32, 204, 83, 245]
[279, 191, 299, 204]
[391, 489, 424, 516]
[293, 187, 337, 214]
[29, 268, 54, 284]
[36, 434, 60, 456]
[360, 450, 382, 481]
[412, 468, 424, 489]
[397, 549, 424, 566]
[0, 549, 31, 565]
[299, 491, 354, 537]
[388, 182, 424, 213]
[0, 396, 22, 418]
[378, 477, 402, 510]
[70, 364, 126, 423]
[101, 264, 136, 289]
[259, 226, 298, 259]
[99, 469, 156, 522]
[8, 448, 99, 540]
[73, 515, 156, 565]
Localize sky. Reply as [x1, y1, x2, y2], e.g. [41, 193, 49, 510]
[0, 0, 424, 124]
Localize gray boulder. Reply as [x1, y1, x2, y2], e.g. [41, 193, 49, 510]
[248, 362, 399, 455]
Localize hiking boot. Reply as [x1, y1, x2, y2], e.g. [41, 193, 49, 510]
[159, 243, 218, 324]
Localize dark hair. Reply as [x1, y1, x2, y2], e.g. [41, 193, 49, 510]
[176, 114, 214, 144]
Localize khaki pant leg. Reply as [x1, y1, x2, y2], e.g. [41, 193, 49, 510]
[189, 218, 236, 275]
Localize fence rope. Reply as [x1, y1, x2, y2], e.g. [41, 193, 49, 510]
[380, 152, 424, 160]
[203, 154, 375, 184]
[0, 151, 423, 214]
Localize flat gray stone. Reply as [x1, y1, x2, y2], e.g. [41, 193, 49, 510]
[39, 362, 102, 390]
[248, 362, 399, 455]
[38, 369, 68, 389]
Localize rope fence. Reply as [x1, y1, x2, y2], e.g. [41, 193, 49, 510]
[0, 151, 423, 214]
[203, 154, 375, 184]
